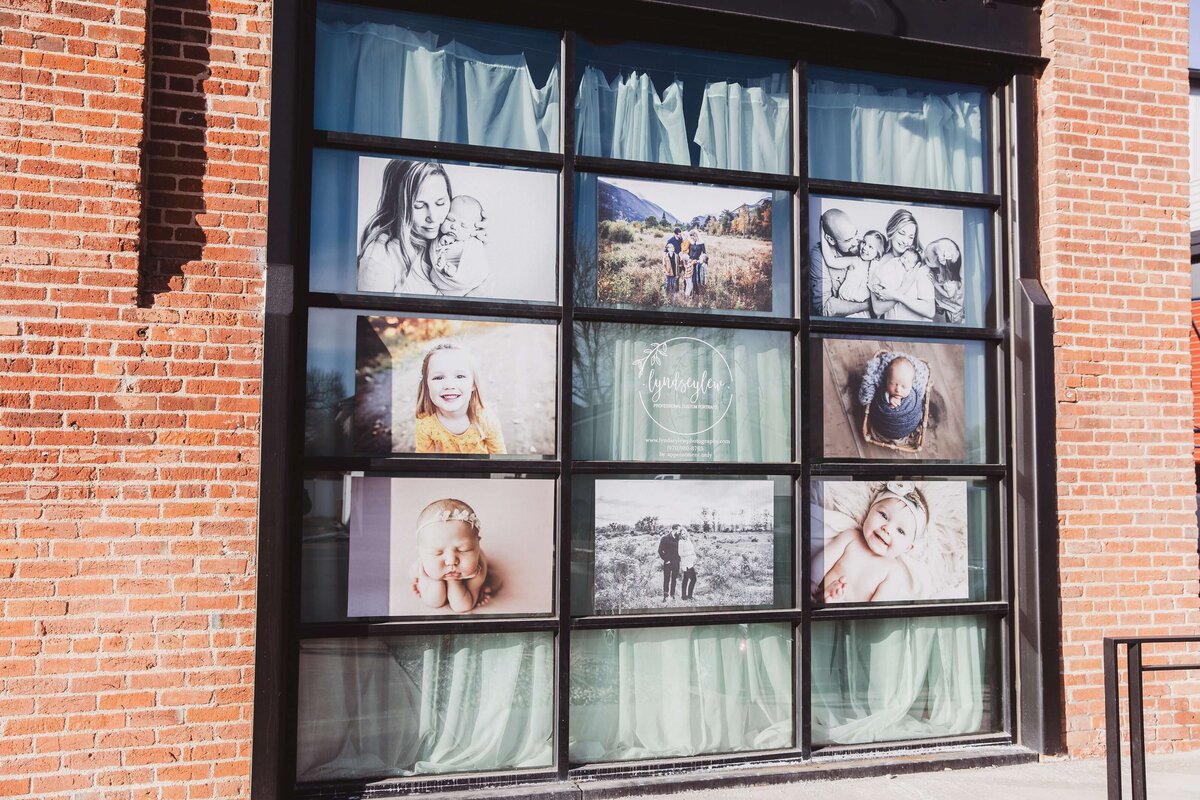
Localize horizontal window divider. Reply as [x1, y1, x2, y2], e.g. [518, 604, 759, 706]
[572, 306, 800, 331]
[570, 609, 799, 629]
[807, 462, 1008, 478]
[303, 456, 563, 474]
[567, 746, 801, 779]
[806, 178, 1002, 209]
[314, 129, 566, 171]
[298, 617, 561, 640]
[810, 600, 1008, 621]
[811, 732, 1016, 760]
[806, 320, 1005, 342]
[574, 155, 800, 191]
[571, 461, 801, 476]
[307, 292, 563, 321]
[294, 767, 562, 798]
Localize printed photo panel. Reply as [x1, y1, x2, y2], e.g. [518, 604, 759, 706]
[310, 149, 559, 303]
[809, 477, 998, 606]
[346, 475, 555, 619]
[812, 335, 990, 462]
[305, 308, 558, 458]
[573, 173, 794, 318]
[571, 475, 793, 616]
[807, 195, 992, 328]
[572, 321, 793, 463]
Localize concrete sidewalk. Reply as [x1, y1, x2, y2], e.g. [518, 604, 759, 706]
[659, 751, 1200, 800]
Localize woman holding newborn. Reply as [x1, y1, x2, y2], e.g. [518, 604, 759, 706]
[357, 159, 452, 294]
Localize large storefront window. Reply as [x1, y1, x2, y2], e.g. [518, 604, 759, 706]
[278, 3, 1017, 794]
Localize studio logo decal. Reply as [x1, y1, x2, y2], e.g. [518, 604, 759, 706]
[631, 338, 734, 436]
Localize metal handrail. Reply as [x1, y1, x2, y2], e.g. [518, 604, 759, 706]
[1103, 635, 1200, 800]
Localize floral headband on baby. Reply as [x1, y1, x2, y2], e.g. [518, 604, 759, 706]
[416, 506, 480, 534]
[876, 481, 929, 537]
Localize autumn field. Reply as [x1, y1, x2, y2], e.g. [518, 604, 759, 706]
[596, 220, 773, 312]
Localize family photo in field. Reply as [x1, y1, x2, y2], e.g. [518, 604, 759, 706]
[590, 478, 778, 613]
[811, 480, 970, 604]
[810, 196, 967, 325]
[596, 177, 774, 312]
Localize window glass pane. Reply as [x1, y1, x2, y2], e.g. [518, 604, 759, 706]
[311, 148, 560, 303]
[1190, 88, 1200, 235]
[301, 473, 557, 624]
[807, 195, 992, 327]
[570, 623, 793, 763]
[297, 632, 555, 781]
[809, 477, 998, 606]
[306, 309, 558, 458]
[315, 2, 561, 152]
[811, 615, 1001, 746]
[575, 38, 791, 174]
[808, 67, 988, 193]
[573, 173, 793, 317]
[571, 475, 794, 615]
[811, 335, 991, 462]
[1191, 0, 1200, 70]
[572, 321, 793, 462]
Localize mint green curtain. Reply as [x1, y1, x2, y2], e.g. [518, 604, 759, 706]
[314, 20, 560, 152]
[808, 73, 985, 193]
[569, 624, 792, 762]
[811, 617, 990, 745]
[295, 633, 554, 781]
[573, 324, 792, 462]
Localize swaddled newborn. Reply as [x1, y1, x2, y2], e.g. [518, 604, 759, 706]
[860, 353, 929, 441]
[431, 195, 489, 296]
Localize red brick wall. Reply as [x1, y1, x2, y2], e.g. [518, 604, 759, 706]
[1040, 0, 1200, 756]
[0, 0, 269, 793]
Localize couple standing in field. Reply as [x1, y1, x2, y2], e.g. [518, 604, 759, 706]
[657, 524, 699, 602]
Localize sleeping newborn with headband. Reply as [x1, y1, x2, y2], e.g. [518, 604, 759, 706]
[411, 498, 494, 612]
[814, 481, 929, 603]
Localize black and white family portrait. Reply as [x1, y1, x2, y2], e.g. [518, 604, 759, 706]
[809, 196, 966, 325]
[819, 338, 967, 460]
[356, 156, 558, 302]
[591, 478, 777, 613]
[810, 479, 970, 604]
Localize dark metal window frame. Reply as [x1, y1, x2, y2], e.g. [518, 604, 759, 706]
[254, 2, 1060, 797]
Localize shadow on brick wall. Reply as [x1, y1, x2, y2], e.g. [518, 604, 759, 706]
[138, 0, 211, 307]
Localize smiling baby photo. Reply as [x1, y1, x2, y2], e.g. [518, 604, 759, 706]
[810, 479, 970, 604]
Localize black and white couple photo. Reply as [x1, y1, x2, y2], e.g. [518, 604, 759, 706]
[809, 196, 967, 325]
[355, 155, 558, 303]
[590, 478, 778, 613]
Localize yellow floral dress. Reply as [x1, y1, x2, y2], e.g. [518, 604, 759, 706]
[415, 408, 507, 454]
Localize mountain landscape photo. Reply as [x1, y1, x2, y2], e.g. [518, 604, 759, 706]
[595, 176, 773, 312]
